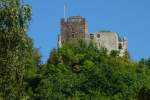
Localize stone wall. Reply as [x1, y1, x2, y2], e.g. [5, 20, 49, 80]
[94, 32, 119, 51]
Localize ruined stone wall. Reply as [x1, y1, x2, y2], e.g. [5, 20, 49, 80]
[94, 32, 119, 51]
[119, 37, 128, 56]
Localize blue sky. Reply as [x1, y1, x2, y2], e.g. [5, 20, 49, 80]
[25, 0, 150, 62]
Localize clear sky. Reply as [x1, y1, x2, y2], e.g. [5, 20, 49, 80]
[25, 0, 150, 62]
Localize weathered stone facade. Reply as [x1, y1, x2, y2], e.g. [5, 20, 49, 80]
[58, 16, 128, 55]
[60, 16, 88, 43]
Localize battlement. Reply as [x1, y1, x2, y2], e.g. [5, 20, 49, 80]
[66, 16, 85, 22]
[61, 16, 86, 23]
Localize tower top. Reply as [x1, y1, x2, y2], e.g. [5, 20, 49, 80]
[61, 16, 86, 23]
[67, 16, 85, 23]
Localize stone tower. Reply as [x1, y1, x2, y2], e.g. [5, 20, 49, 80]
[60, 16, 88, 44]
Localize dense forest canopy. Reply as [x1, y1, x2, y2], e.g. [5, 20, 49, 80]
[0, 0, 150, 100]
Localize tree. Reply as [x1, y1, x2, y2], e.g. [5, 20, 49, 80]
[0, 0, 33, 99]
[38, 41, 150, 100]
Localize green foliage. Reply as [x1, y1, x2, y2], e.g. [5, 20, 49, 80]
[0, 0, 35, 99]
[34, 41, 150, 100]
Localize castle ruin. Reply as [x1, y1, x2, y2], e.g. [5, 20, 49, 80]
[58, 16, 128, 55]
